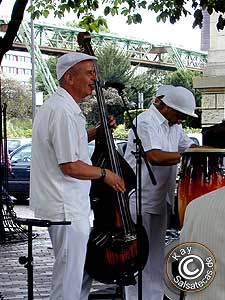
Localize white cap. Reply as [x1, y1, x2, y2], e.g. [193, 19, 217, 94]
[56, 52, 97, 80]
[156, 85, 198, 118]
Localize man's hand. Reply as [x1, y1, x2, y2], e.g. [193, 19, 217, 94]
[104, 169, 126, 193]
[96, 115, 117, 138]
[108, 115, 117, 130]
[87, 115, 117, 142]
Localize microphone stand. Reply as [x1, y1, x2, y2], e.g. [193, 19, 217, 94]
[117, 88, 157, 300]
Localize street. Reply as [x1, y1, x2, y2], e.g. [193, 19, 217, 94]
[0, 204, 120, 300]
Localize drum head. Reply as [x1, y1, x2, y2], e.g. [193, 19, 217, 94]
[184, 148, 225, 153]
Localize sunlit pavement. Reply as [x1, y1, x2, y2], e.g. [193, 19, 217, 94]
[0, 204, 121, 300]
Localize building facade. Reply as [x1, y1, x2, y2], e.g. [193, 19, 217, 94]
[1, 51, 32, 83]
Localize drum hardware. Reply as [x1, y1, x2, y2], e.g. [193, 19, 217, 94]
[205, 157, 210, 182]
[88, 285, 125, 299]
[16, 218, 71, 300]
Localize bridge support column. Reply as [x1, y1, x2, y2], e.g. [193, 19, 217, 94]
[193, 12, 225, 128]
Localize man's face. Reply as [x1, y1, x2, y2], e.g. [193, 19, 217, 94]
[166, 106, 188, 126]
[67, 60, 96, 100]
[156, 98, 188, 126]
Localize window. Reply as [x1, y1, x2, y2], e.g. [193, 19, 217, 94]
[11, 145, 32, 164]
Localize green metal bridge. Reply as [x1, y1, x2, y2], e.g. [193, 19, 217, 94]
[0, 18, 208, 94]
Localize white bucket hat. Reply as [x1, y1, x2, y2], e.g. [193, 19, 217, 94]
[156, 85, 198, 118]
[56, 52, 97, 80]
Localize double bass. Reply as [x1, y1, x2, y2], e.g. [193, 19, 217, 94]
[78, 32, 149, 285]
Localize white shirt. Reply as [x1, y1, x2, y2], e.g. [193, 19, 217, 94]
[180, 186, 225, 300]
[30, 87, 91, 222]
[124, 104, 193, 214]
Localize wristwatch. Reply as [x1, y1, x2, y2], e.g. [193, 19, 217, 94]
[100, 168, 106, 180]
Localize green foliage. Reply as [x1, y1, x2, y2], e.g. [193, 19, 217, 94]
[163, 69, 202, 128]
[96, 43, 135, 84]
[80, 95, 99, 128]
[79, 15, 108, 33]
[130, 69, 169, 108]
[35, 43, 136, 126]
[184, 127, 202, 133]
[1, 78, 32, 137]
[29, 0, 225, 32]
[35, 56, 58, 96]
[80, 43, 136, 126]
[124, 109, 147, 129]
[81, 88, 126, 127]
[1, 77, 32, 119]
[66, 19, 109, 33]
[113, 124, 129, 139]
[7, 119, 32, 138]
[35, 42, 168, 128]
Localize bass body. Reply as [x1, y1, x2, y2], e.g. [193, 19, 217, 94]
[85, 141, 149, 285]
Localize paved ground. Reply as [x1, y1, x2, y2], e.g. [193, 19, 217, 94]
[0, 204, 122, 300]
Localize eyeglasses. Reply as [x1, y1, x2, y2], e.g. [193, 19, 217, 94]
[168, 106, 188, 120]
[174, 110, 188, 120]
[160, 101, 188, 121]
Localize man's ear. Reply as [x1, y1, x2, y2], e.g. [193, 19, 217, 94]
[64, 71, 74, 85]
[65, 71, 71, 81]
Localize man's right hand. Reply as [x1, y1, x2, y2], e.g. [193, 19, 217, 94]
[104, 169, 126, 193]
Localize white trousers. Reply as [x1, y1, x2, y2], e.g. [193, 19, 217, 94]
[125, 209, 167, 300]
[48, 221, 92, 300]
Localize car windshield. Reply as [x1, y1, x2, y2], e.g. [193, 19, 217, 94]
[8, 140, 21, 152]
[9, 139, 127, 164]
[11, 145, 32, 163]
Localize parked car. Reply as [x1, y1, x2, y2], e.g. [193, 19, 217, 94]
[8, 139, 127, 202]
[8, 142, 32, 202]
[187, 133, 202, 146]
[7, 138, 32, 154]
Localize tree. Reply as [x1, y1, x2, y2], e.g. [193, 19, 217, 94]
[0, 0, 28, 64]
[130, 69, 169, 108]
[1, 1, 225, 66]
[35, 43, 170, 124]
[81, 43, 136, 126]
[29, 0, 225, 31]
[96, 44, 135, 84]
[35, 56, 58, 96]
[1, 77, 32, 119]
[35, 42, 137, 125]
[164, 69, 202, 128]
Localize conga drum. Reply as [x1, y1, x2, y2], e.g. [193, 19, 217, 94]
[178, 148, 225, 228]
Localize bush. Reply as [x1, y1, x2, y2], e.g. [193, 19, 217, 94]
[124, 109, 147, 129]
[113, 124, 129, 139]
[7, 119, 32, 137]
